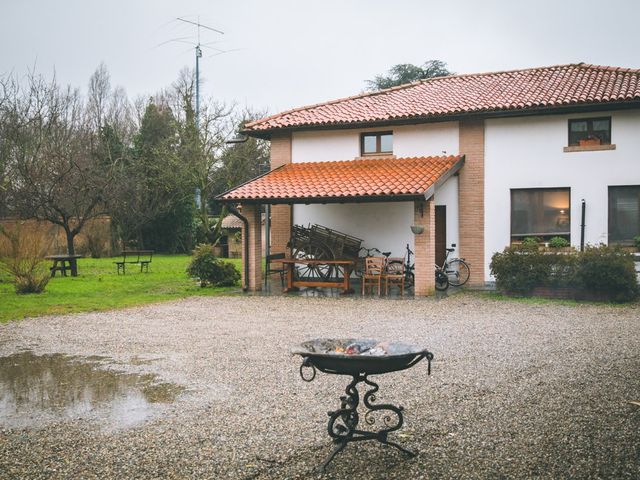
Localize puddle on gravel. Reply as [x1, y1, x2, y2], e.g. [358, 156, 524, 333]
[0, 351, 184, 429]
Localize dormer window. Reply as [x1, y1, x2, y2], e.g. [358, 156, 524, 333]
[361, 131, 393, 155]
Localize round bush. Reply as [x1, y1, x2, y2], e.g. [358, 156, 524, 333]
[187, 244, 240, 287]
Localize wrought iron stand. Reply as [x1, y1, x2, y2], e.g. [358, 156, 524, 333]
[299, 353, 432, 473]
[322, 373, 414, 471]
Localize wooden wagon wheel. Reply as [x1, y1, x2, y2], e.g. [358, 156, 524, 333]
[291, 242, 335, 281]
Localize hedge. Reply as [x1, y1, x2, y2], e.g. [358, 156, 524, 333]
[490, 244, 639, 302]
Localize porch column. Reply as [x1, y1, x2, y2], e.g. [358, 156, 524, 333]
[458, 119, 485, 286]
[270, 133, 292, 254]
[413, 199, 436, 296]
[241, 203, 263, 291]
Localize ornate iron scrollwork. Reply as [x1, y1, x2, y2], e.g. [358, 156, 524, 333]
[319, 373, 416, 472]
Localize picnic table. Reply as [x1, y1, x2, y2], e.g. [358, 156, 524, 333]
[278, 258, 355, 294]
[45, 254, 83, 277]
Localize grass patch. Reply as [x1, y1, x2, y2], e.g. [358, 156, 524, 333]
[0, 255, 242, 323]
[472, 290, 638, 308]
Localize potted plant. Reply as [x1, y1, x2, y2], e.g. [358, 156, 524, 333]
[578, 135, 601, 147]
[547, 236, 573, 253]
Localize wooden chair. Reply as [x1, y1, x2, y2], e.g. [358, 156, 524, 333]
[361, 257, 385, 296]
[266, 252, 286, 287]
[384, 257, 405, 296]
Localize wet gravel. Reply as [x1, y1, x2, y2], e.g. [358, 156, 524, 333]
[0, 294, 639, 479]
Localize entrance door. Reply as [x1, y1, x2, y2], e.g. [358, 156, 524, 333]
[435, 206, 447, 267]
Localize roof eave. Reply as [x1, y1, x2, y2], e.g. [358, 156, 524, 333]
[216, 194, 426, 205]
[423, 155, 465, 201]
[242, 100, 640, 140]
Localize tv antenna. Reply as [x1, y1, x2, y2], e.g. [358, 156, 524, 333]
[164, 16, 237, 129]
[158, 16, 237, 208]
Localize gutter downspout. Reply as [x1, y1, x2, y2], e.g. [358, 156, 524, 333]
[580, 199, 586, 252]
[227, 204, 250, 291]
[264, 204, 271, 289]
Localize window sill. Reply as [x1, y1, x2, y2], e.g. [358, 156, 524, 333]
[563, 144, 616, 153]
[355, 154, 396, 160]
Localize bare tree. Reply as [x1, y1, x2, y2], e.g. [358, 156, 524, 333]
[1, 70, 116, 275]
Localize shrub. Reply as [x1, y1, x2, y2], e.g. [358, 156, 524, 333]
[491, 243, 639, 302]
[573, 245, 639, 302]
[549, 236, 570, 249]
[490, 246, 553, 295]
[0, 223, 51, 294]
[634, 236, 640, 249]
[186, 244, 240, 287]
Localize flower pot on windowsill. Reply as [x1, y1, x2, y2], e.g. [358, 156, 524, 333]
[410, 225, 425, 235]
[540, 246, 574, 254]
[579, 137, 601, 147]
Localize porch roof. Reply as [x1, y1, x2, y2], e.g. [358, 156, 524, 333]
[217, 155, 464, 204]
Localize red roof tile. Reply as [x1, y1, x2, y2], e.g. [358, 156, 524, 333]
[218, 156, 463, 203]
[245, 64, 640, 134]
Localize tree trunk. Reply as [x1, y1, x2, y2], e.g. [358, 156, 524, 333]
[64, 228, 79, 277]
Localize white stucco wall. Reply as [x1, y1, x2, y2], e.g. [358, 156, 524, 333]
[293, 202, 414, 259]
[292, 175, 460, 262]
[485, 109, 640, 281]
[291, 122, 459, 163]
[289, 123, 460, 260]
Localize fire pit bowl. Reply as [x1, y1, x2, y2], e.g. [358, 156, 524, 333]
[292, 338, 434, 472]
[292, 338, 432, 376]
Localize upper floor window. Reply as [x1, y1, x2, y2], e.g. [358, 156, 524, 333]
[568, 117, 611, 146]
[361, 131, 393, 155]
[511, 188, 570, 242]
[608, 185, 640, 245]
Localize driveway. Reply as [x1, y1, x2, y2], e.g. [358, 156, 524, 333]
[0, 294, 638, 479]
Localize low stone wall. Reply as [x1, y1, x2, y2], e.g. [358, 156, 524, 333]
[0, 217, 114, 258]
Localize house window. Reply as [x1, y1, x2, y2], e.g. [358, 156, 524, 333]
[568, 117, 611, 146]
[608, 186, 640, 245]
[511, 188, 571, 242]
[360, 131, 393, 155]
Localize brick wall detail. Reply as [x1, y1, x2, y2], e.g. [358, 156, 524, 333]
[413, 199, 435, 296]
[269, 132, 292, 254]
[458, 120, 485, 285]
[241, 203, 263, 291]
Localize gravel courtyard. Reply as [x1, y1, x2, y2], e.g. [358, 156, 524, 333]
[1, 294, 638, 479]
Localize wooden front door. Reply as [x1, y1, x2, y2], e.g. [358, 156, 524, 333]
[435, 206, 447, 267]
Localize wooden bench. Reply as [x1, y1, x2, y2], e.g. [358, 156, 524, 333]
[114, 250, 154, 274]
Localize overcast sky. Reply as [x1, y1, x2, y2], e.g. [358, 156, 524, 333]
[1, 0, 638, 116]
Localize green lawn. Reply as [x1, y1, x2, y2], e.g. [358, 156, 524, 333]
[0, 255, 242, 323]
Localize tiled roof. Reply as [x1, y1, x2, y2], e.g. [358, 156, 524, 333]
[221, 214, 264, 228]
[217, 156, 463, 203]
[221, 214, 244, 229]
[245, 64, 640, 133]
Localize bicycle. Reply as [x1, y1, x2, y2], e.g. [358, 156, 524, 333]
[435, 244, 471, 291]
[388, 244, 415, 288]
[354, 246, 391, 277]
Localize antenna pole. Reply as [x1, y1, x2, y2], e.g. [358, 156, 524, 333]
[195, 45, 201, 130]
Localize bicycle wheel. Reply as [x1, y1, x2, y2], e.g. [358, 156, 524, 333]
[435, 269, 449, 291]
[446, 259, 470, 287]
